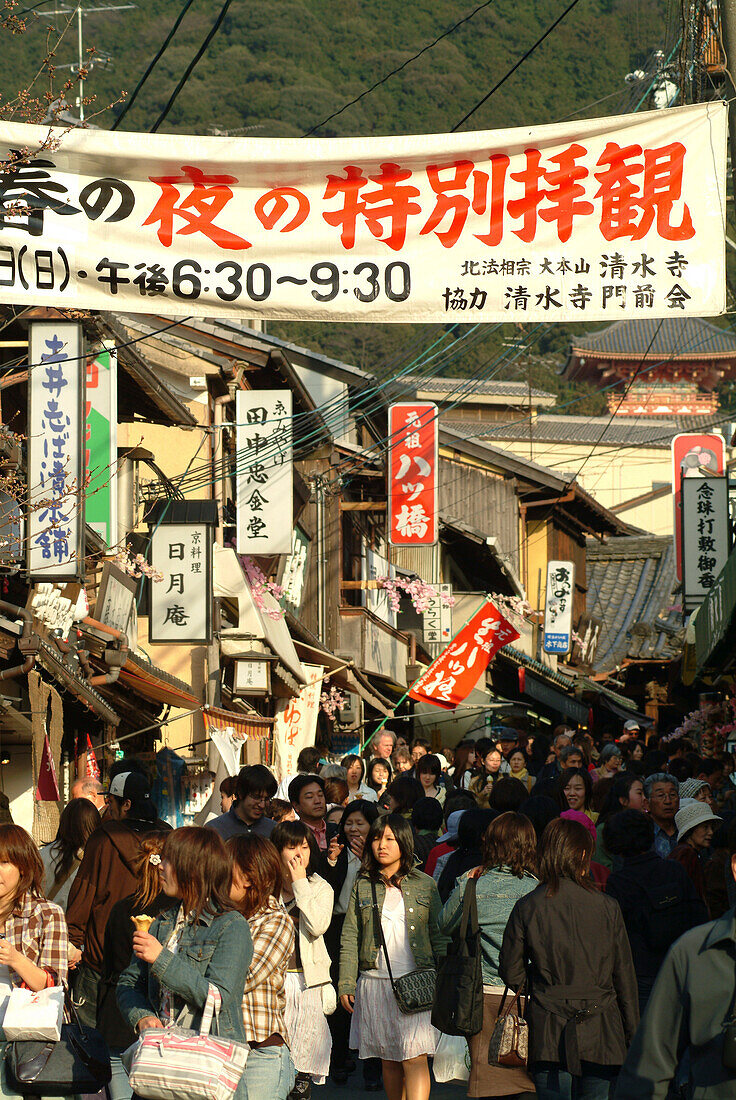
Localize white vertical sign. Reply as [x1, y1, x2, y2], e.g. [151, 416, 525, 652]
[149, 523, 213, 643]
[273, 664, 324, 782]
[28, 321, 84, 579]
[236, 390, 293, 555]
[422, 583, 453, 643]
[543, 560, 575, 655]
[682, 477, 730, 611]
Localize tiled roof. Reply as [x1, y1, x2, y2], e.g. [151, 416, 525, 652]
[457, 413, 718, 448]
[586, 535, 682, 673]
[571, 317, 736, 360]
[403, 375, 555, 399]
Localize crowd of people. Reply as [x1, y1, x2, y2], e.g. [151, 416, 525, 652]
[1, 718, 736, 1100]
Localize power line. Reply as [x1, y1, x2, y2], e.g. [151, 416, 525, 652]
[451, 0, 584, 131]
[302, 0, 499, 136]
[112, 0, 198, 130]
[150, 0, 233, 133]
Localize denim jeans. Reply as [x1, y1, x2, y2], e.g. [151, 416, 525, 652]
[532, 1065, 618, 1100]
[72, 962, 101, 1029]
[108, 1049, 133, 1100]
[243, 1045, 295, 1100]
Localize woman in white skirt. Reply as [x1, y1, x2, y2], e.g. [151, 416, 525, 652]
[339, 814, 448, 1100]
[271, 821, 335, 1100]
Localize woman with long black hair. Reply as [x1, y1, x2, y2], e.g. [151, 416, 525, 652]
[339, 814, 447, 1100]
[39, 797, 101, 908]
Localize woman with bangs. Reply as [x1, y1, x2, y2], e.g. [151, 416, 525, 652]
[229, 834, 296, 1100]
[439, 812, 538, 1098]
[339, 814, 447, 1100]
[117, 826, 253, 1098]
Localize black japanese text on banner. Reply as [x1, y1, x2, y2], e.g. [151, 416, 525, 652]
[0, 102, 725, 322]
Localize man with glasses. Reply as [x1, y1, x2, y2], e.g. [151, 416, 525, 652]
[645, 773, 681, 858]
[207, 763, 277, 839]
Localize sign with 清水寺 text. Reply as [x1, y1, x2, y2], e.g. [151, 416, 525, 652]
[682, 477, 730, 612]
[543, 560, 575, 655]
[272, 664, 324, 782]
[0, 102, 725, 322]
[236, 390, 293, 555]
[28, 321, 84, 579]
[149, 523, 212, 643]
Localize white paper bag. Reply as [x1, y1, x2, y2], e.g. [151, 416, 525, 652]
[433, 1032, 470, 1083]
[3, 985, 64, 1040]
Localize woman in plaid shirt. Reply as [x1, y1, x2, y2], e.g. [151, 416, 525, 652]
[229, 835, 295, 1100]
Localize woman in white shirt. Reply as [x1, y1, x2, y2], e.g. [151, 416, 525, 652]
[341, 755, 378, 803]
[40, 797, 101, 909]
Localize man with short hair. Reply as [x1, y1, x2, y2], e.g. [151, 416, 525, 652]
[207, 764, 277, 840]
[275, 746, 322, 800]
[410, 737, 431, 765]
[289, 773, 327, 850]
[614, 844, 736, 1098]
[70, 776, 106, 812]
[619, 719, 641, 742]
[372, 730, 396, 761]
[559, 745, 585, 770]
[645, 773, 680, 859]
[535, 733, 573, 783]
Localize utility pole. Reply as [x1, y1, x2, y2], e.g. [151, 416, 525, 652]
[39, 3, 135, 121]
[718, 0, 736, 197]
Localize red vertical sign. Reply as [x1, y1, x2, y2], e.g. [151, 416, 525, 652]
[388, 402, 438, 546]
[672, 433, 726, 581]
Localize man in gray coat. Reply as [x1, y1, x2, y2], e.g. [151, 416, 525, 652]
[614, 849, 736, 1099]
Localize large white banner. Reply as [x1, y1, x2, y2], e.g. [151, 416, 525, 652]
[273, 664, 324, 782]
[0, 103, 725, 322]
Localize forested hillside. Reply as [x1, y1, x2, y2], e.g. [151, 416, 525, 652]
[1, 0, 678, 401]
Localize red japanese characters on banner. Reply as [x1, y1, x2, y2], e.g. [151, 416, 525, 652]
[408, 600, 520, 710]
[389, 403, 438, 547]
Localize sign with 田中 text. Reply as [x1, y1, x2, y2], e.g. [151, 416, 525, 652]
[0, 103, 725, 323]
[236, 390, 293, 556]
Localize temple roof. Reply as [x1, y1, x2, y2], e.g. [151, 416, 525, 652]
[569, 317, 736, 362]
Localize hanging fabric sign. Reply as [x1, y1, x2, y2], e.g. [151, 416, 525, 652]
[0, 102, 725, 321]
[408, 600, 519, 709]
[273, 664, 324, 781]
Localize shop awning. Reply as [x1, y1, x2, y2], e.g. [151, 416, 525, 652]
[214, 545, 306, 687]
[291, 638, 394, 716]
[37, 639, 120, 726]
[117, 653, 201, 709]
[203, 704, 274, 741]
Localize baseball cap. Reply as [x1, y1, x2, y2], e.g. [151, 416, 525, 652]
[107, 771, 151, 802]
[623, 720, 640, 732]
[438, 810, 467, 844]
[675, 799, 721, 842]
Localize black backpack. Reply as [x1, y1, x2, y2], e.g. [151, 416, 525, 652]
[622, 869, 700, 954]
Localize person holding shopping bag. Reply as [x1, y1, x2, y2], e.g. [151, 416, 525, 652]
[339, 814, 448, 1100]
[270, 821, 335, 1100]
[117, 827, 253, 1099]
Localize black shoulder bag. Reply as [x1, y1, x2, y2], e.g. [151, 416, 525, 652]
[431, 874, 483, 1037]
[370, 879, 436, 1015]
[4, 987, 111, 1096]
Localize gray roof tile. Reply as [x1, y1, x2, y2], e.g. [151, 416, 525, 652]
[571, 317, 736, 359]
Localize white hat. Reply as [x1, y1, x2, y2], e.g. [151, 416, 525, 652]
[675, 799, 721, 842]
[623, 719, 640, 732]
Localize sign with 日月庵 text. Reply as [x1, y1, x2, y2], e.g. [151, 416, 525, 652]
[389, 403, 438, 546]
[543, 560, 575, 655]
[28, 321, 85, 579]
[682, 477, 730, 613]
[0, 103, 725, 322]
[149, 523, 213, 643]
[236, 390, 293, 555]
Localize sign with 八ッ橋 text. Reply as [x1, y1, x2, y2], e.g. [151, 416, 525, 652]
[389, 403, 438, 546]
[28, 322, 85, 579]
[682, 478, 730, 612]
[0, 103, 725, 322]
[236, 390, 293, 555]
[149, 523, 212, 644]
[543, 560, 575, 654]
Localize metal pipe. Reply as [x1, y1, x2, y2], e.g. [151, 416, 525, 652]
[0, 599, 37, 680]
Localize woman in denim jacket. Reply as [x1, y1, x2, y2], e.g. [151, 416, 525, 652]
[118, 827, 253, 1096]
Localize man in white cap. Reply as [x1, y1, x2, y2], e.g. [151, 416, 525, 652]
[620, 719, 641, 742]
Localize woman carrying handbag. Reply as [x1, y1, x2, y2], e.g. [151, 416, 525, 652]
[117, 827, 253, 1100]
[338, 814, 448, 1100]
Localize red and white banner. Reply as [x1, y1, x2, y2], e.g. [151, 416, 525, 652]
[389, 403, 438, 546]
[273, 664, 324, 781]
[671, 432, 726, 581]
[408, 600, 519, 709]
[0, 103, 725, 322]
[36, 734, 60, 801]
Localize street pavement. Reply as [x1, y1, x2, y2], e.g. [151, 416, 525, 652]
[319, 1064, 466, 1099]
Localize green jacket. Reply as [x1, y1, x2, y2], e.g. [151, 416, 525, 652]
[338, 868, 448, 997]
[615, 908, 736, 1099]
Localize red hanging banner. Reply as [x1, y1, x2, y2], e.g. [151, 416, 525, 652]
[388, 402, 438, 547]
[36, 734, 60, 801]
[85, 735, 101, 782]
[408, 599, 520, 710]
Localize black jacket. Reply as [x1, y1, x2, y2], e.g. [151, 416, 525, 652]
[500, 879, 639, 1071]
[605, 851, 708, 988]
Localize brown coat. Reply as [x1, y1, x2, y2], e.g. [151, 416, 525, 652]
[499, 878, 639, 1071]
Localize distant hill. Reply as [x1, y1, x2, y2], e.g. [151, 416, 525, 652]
[0, 0, 678, 405]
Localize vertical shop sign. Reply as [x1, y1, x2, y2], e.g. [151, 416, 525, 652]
[388, 402, 438, 546]
[149, 522, 213, 643]
[28, 321, 85, 579]
[273, 664, 324, 781]
[85, 343, 117, 546]
[682, 477, 730, 611]
[236, 390, 293, 555]
[543, 560, 575, 654]
[423, 583, 453, 644]
[671, 432, 725, 580]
